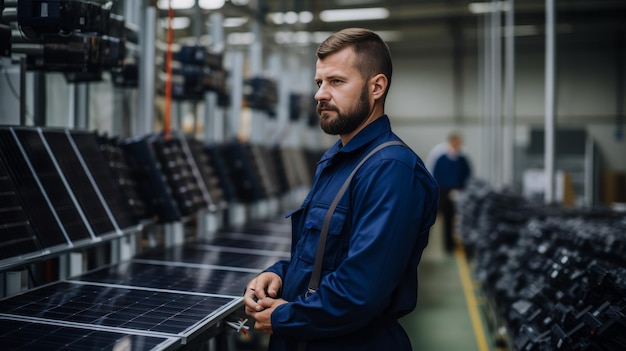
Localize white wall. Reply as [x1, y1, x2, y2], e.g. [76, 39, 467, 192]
[382, 41, 626, 177]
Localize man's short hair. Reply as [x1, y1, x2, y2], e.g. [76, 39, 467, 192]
[317, 28, 392, 99]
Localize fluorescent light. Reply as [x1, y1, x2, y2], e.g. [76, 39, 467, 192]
[157, 0, 194, 10]
[223, 17, 248, 28]
[270, 13, 285, 25]
[336, 0, 381, 5]
[268, 11, 315, 25]
[275, 30, 401, 45]
[228, 32, 256, 45]
[299, 11, 314, 24]
[156, 0, 224, 10]
[199, 0, 225, 10]
[514, 25, 539, 37]
[320, 7, 389, 22]
[284, 11, 299, 24]
[161, 17, 191, 30]
[468, 2, 510, 14]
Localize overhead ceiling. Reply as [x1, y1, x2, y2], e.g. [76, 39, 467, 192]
[163, 0, 626, 54]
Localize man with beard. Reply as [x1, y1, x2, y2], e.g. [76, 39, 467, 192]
[243, 28, 439, 351]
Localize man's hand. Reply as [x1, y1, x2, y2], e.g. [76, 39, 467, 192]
[243, 272, 283, 314]
[251, 297, 288, 334]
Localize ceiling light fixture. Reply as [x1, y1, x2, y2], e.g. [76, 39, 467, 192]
[320, 7, 389, 22]
[269, 11, 315, 25]
[223, 17, 248, 28]
[228, 32, 256, 46]
[161, 17, 191, 30]
[299, 11, 314, 24]
[199, 0, 225, 10]
[157, 0, 194, 10]
[468, 1, 510, 14]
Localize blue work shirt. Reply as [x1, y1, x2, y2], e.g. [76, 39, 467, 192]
[432, 152, 471, 190]
[264, 115, 439, 351]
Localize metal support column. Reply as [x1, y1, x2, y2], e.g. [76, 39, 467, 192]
[481, 11, 492, 185]
[490, 0, 502, 188]
[201, 7, 225, 237]
[136, 0, 157, 136]
[33, 71, 46, 126]
[72, 83, 89, 129]
[19, 57, 27, 126]
[249, 3, 265, 144]
[205, 12, 225, 143]
[503, 0, 516, 186]
[544, 0, 556, 204]
[229, 50, 244, 140]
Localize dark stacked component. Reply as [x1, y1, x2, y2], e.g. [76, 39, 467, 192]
[17, 0, 128, 82]
[458, 181, 626, 351]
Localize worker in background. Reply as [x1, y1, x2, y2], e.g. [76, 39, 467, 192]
[243, 28, 439, 350]
[426, 132, 472, 254]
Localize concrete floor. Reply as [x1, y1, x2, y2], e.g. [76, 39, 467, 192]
[399, 217, 495, 351]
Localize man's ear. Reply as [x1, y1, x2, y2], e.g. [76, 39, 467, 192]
[370, 73, 388, 100]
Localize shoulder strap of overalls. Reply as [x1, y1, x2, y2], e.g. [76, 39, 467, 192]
[306, 140, 406, 296]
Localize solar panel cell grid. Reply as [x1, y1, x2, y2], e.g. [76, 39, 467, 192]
[0, 319, 175, 351]
[0, 282, 236, 336]
[0, 129, 70, 251]
[11, 128, 93, 243]
[96, 136, 148, 220]
[0, 157, 43, 261]
[69, 131, 137, 230]
[42, 131, 116, 236]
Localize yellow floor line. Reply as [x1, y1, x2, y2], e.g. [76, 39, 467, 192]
[455, 246, 489, 351]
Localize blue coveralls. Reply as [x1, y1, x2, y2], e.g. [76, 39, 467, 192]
[264, 116, 439, 351]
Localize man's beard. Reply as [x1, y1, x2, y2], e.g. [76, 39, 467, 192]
[317, 85, 370, 136]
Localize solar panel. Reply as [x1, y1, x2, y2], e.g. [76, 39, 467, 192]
[0, 127, 79, 249]
[208, 236, 291, 253]
[136, 244, 288, 270]
[67, 130, 137, 230]
[183, 137, 226, 211]
[75, 261, 259, 297]
[96, 136, 148, 221]
[217, 142, 266, 203]
[11, 127, 97, 243]
[0, 318, 178, 351]
[41, 130, 117, 236]
[0, 152, 44, 263]
[151, 136, 207, 216]
[121, 137, 182, 223]
[0, 281, 237, 337]
[203, 145, 237, 203]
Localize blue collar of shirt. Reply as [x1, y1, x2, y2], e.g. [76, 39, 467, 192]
[318, 115, 392, 165]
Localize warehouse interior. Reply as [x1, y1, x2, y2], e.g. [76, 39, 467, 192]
[0, 0, 625, 350]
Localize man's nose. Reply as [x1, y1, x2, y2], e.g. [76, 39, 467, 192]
[314, 83, 329, 101]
